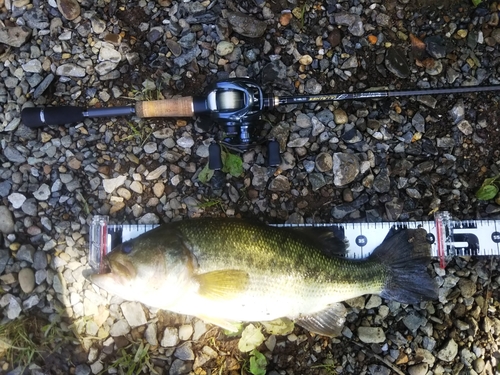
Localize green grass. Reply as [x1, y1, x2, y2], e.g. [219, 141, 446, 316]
[100, 342, 157, 375]
[120, 120, 153, 147]
[0, 316, 74, 371]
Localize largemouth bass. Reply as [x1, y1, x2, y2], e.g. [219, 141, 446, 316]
[89, 218, 438, 336]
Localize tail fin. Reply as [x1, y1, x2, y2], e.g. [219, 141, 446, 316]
[368, 228, 438, 304]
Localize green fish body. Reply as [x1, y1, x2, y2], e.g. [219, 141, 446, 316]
[90, 218, 437, 336]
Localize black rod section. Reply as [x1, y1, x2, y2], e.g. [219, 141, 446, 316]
[22, 105, 136, 128]
[275, 84, 500, 106]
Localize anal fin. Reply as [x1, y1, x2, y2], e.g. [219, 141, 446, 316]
[196, 314, 242, 332]
[295, 303, 347, 337]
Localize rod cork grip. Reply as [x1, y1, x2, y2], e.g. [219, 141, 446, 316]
[21, 106, 86, 128]
[135, 97, 194, 118]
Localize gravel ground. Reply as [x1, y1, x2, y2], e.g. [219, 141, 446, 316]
[2, 0, 500, 374]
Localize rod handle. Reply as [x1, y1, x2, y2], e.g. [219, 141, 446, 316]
[135, 97, 194, 118]
[21, 106, 85, 128]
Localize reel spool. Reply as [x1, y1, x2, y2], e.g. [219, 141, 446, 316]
[201, 78, 280, 169]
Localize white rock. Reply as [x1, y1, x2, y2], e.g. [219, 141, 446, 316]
[110, 319, 130, 336]
[129, 181, 143, 194]
[120, 301, 147, 327]
[22, 59, 43, 73]
[99, 44, 122, 63]
[437, 339, 458, 362]
[177, 136, 194, 148]
[357, 327, 386, 343]
[146, 165, 167, 180]
[161, 327, 179, 347]
[34, 183, 50, 200]
[145, 323, 158, 346]
[178, 324, 193, 340]
[8, 192, 26, 209]
[95, 61, 119, 76]
[103, 175, 127, 193]
[56, 63, 86, 77]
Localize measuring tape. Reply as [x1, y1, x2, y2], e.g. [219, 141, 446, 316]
[88, 212, 500, 273]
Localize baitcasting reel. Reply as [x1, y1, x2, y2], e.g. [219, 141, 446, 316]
[194, 78, 281, 169]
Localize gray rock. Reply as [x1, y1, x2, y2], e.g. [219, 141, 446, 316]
[23, 294, 40, 309]
[309, 173, 327, 191]
[357, 327, 386, 343]
[450, 100, 465, 123]
[95, 61, 119, 76]
[334, 193, 368, 218]
[316, 109, 334, 124]
[33, 184, 51, 201]
[373, 170, 390, 193]
[23, 8, 49, 29]
[22, 59, 42, 73]
[4, 146, 26, 163]
[408, 363, 429, 375]
[18, 268, 36, 294]
[75, 364, 91, 375]
[334, 12, 364, 36]
[146, 166, 167, 180]
[5, 295, 22, 319]
[120, 302, 147, 328]
[333, 153, 360, 186]
[216, 41, 234, 56]
[0, 250, 10, 275]
[226, 11, 267, 38]
[0, 206, 15, 234]
[145, 323, 158, 346]
[458, 278, 476, 299]
[0, 181, 11, 197]
[0, 25, 32, 47]
[169, 358, 192, 375]
[138, 213, 160, 225]
[16, 244, 35, 263]
[251, 165, 269, 190]
[305, 78, 322, 94]
[296, 113, 312, 129]
[315, 152, 333, 173]
[437, 339, 458, 362]
[457, 120, 473, 135]
[56, 63, 86, 77]
[110, 320, 130, 336]
[161, 327, 179, 347]
[33, 251, 48, 270]
[177, 136, 194, 148]
[412, 112, 425, 132]
[8, 193, 26, 209]
[403, 312, 428, 332]
[269, 175, 291, 192]
[175, 342, 195, 360]
[385, 48, 410, 78]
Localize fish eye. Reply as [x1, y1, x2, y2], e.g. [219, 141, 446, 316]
[122, 242, 133, 254]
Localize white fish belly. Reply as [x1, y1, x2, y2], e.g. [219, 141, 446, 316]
[165, 273, 381, 323]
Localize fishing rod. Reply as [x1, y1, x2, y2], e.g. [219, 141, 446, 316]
[21, 78, 500, 168]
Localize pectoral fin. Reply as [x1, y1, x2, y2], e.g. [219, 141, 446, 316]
[195, 270, 249, 300]
[295, 302, 347, 337]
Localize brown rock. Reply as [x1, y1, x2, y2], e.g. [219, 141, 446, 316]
[57, 0, 81, 21]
